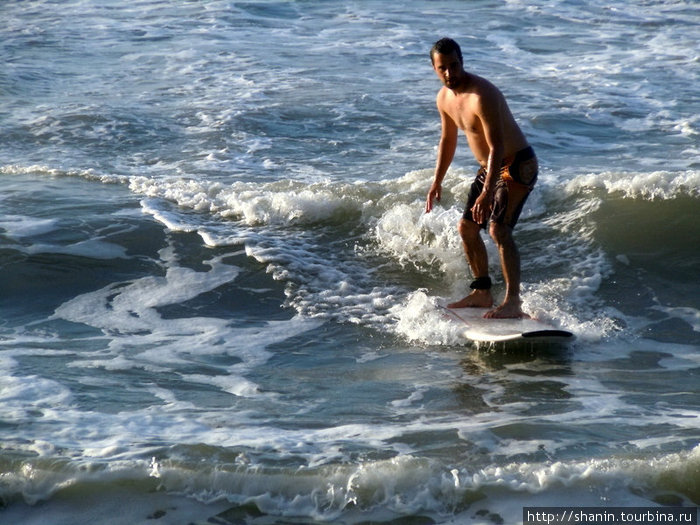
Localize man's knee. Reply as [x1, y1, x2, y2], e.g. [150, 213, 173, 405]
[458, 218, 480, 241]
[489, 222, 512, 245]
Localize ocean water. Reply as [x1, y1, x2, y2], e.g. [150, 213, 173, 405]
[1, 1, 698, 524]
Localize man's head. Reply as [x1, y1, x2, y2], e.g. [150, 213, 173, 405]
[430, 37, 463, 66]
[430, 38, 464, 89]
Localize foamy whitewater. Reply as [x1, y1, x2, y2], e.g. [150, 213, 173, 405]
[1, 1, 698, 524]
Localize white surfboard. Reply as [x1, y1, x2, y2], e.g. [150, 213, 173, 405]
[443, 306, 574, 344]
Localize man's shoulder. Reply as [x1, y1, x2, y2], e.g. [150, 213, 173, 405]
[473, 75, 504, 100]
[436, 86, 450, 100]
[435, 86, 454, 110]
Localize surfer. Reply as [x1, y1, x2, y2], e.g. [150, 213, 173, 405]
[425, 37, 538, 319]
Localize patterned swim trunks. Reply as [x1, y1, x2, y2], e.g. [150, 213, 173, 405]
[463, 146, 538, 229]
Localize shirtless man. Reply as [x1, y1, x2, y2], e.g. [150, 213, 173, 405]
[425, 38, 538, 319]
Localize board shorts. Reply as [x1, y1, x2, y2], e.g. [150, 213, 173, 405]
[463, 145, 538, 229]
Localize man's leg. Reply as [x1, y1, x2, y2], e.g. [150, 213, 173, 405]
[447, 218, 494, 309]
[484, 222, 527, 318]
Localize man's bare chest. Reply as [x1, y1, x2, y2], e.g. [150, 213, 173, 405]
[444, 96, 482, 133]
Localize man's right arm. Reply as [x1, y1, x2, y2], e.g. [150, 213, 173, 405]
[426, 102, 458, 213]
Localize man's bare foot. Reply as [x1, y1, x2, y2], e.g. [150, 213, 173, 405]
[447, 289, 493, 309]
[483, 298, 530, 319]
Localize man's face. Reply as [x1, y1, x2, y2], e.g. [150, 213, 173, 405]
[432, 51, 462, 89]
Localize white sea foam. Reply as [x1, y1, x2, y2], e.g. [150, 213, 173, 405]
[1, 161, 655, 350]
[7, 443, 695, 522]
[0, 373, 74, 421]
[54, 259, 239, 333]
[131, 176, 364, 227]
[0, 214, 57, 238]
[120, 162, 631, 344]
[566, 170, 700, 200]
[140, 198, 199, 232]
[0, 211, 131, 259]
[652, 305, 700, 333]
[391, 291, 467, 346]
[52, 255, 320, 375]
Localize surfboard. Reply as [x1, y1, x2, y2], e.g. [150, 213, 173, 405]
[443, 306, 575, 344]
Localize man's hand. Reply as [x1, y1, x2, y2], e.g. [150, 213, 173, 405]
[425, 182, 442, 213]
[472, 190, 493, 224]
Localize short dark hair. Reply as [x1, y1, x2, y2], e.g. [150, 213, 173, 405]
[430, 37, 463, 64]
